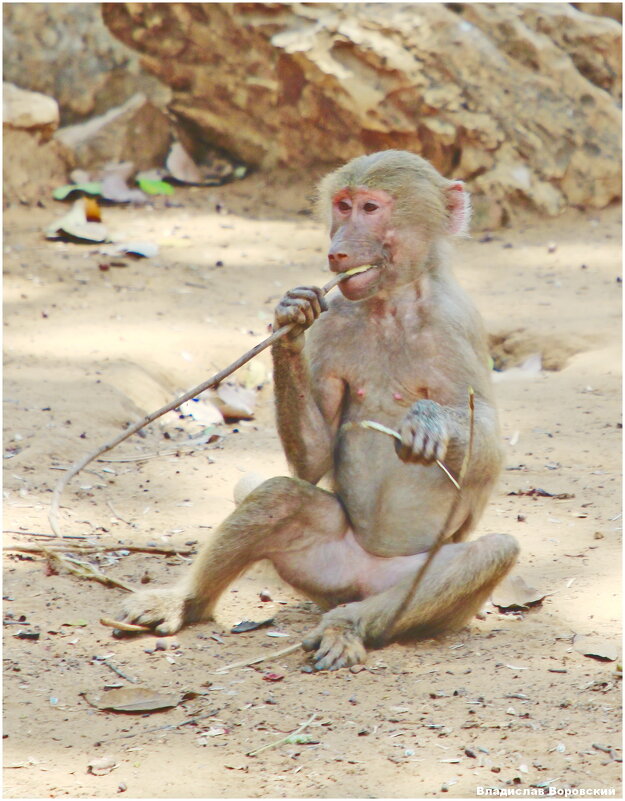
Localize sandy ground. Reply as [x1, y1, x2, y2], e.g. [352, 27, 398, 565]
[3, 175, 622, 799]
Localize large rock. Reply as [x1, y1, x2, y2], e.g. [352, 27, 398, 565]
[55, 92, 171, 171]
[3, 3, 170, 125]
[3, 82, 60, 138]
[102, 2, 621, 216]
[3, 83, 73, 205]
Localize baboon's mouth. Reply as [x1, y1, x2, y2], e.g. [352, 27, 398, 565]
[339, 264, 383, 299]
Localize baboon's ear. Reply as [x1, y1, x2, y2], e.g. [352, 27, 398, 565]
[446, 181, 471, 236]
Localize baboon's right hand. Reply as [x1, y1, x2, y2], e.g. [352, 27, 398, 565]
[274, 286, 328, 341]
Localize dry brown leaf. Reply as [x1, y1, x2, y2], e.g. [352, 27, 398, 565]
[46, 198, 108, 243]
[166, 142, 204, 184]
[213, 382, 256, 420]
[573, 635, 618, 662]
[101, 163, 146, 203]
[491, 574, 547, 610]
[82, 686, 180, 713]
[87, 756, 118, 775]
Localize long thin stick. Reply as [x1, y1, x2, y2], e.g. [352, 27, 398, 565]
[100, 710, 221, 743]
[246, 712, 318, 757]
[48, 268, 369, 537]
[213, 642, 302, 674]
[379, 387, 476, 644]
[4, 543, 195, 557]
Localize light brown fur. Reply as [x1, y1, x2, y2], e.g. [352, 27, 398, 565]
[118, 151, 518, 670]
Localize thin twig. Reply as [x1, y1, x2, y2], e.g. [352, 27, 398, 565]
[98, 450, 194, 463]
[48, 267, 369, 538]
[100, 710, 221, 742]
[3, 530, 87, 540]
[106, 500, 134, 526]
[4, 543, 195, 557]
[379, 387, 476, 644]
[98, 658, 138, 683]
[39, 548, 136, 592]
[213, 642, 302, 674]
[247, 712, 318, 757]
[341, 419, 460, 490]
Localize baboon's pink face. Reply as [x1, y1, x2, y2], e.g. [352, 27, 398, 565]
[327, 188, 394, 301]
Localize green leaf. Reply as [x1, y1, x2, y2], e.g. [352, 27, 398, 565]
[137, 178, 174, 196]
[53, 182, 102, 201]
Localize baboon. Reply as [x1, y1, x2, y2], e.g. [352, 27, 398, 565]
[118, 150, 518, 670]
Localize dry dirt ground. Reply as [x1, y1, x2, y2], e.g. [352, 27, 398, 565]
[3, 174, 622, 799]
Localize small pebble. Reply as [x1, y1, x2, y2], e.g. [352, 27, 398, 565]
[441, 784, 449, 793]
[349, 664, 366, 674]
[465, 748, 477, 758]
[117, 783, 127, 794]
[594, 531, 605, 540]
[259, 589, 272, 602]
[154, 640, 167, 651]
[300, 665, 314, 673]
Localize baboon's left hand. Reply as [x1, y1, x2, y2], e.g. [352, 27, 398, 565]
[396, 399, 450, 464]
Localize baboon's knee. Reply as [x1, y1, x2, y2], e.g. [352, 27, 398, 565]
[486, 532, 520, 572]
[240, 475, 314, 516]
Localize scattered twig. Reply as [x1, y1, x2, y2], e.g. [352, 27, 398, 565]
[98, 449, 194, 463]
[379, 387, 476, 644]
[214, 642, 302, 674]
[95, 657, 138, 683]
[247, 712, 318, 757]
[100, 710, 221, 742]
[106, 500, 134, 526]
[48, 267, 369, 538]
[3, 530, 88, 540]
[4, 543, 195, 557]
[39, 548, 136, 592]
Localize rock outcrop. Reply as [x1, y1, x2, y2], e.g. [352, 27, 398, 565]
[102, 2, 621, 216]
[55, 93, 171, 172]
[3, 3, 169, 125]
[3, 83, 73, 204]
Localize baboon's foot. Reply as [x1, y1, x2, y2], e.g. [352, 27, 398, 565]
[302, 619, 367, 671]
[119, 587, 197, 636]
